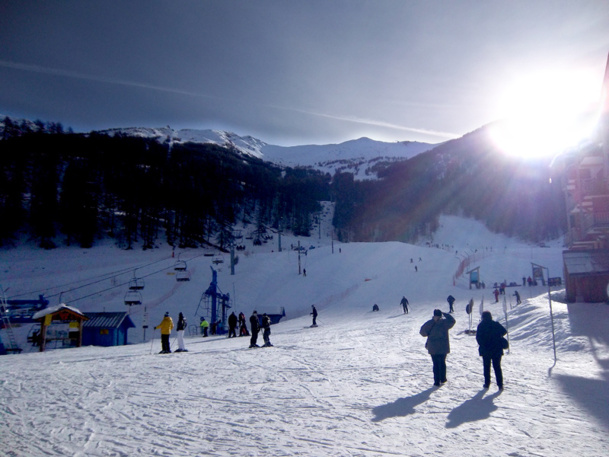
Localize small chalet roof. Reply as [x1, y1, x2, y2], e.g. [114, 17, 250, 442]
[83, 312, 135, 329]
[32, 304, 87, 320]
[563, 250, 609, 276]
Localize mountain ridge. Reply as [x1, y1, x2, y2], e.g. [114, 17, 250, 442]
[95, 126, 439, 179]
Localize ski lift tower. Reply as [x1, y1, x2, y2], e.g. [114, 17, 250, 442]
[201, 266, 231, 334]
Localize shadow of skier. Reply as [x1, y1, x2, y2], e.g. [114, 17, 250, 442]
[445, 389, 501, 428]
[371, 387, 435, 422]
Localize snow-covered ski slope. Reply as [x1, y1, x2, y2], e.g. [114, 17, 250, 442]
[1, 214, 608, 456]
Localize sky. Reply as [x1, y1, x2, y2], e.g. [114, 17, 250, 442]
[2, 212, 608, 456]
[1, 1, 609, 146]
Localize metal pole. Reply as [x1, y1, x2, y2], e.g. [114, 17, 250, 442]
[502, 294, 510, 354]
[547, 268, 557, 365]
[230, 245, 235, 275]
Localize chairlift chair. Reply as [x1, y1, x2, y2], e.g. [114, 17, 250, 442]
[124, 290, 143, 306]
[128, 277, 145, 290]
[176, 269, 191, 282]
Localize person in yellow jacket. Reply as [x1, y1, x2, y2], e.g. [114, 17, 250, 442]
[155, 312, 174, 353]
[200, 317, 209, 337]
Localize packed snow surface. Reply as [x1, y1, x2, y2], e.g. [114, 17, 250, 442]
[1, 213, 608, 456]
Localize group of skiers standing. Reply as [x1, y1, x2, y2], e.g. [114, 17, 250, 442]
[155, 301, 505, 390]
[154, 311, 188, 354]
[419, 307, 507, 389]
[248, 310, 273, 348]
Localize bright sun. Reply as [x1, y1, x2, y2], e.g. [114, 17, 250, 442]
[490, 70, 600, 159]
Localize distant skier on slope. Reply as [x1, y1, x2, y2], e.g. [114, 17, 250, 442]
[200, 317, 209, 337]
[155, 312, 174, 354]
[261, 313, 273, 347]
[400, 296, 409, 314]
[175, 312, 188, 352]
[228, 312, 238, 338]
[311, 305, 318, 327]
[238, 312, 249, 336]
[447, 295, 455, 313]
[249, 311, 260, 348]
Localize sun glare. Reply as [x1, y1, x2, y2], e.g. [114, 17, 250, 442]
[490, 70, 600, 159]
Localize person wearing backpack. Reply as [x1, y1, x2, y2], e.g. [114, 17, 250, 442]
[261, 313, 273, 347]
[476, 311, 507, 390]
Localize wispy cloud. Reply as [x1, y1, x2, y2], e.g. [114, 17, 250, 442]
[273, 105, 459, 140]
[0, 60, 216, 99]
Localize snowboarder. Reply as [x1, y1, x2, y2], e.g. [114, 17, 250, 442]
[476, 311, 507, 390]
[400, 296, 409, 314]
[228, 312, 238, 338]
[249, 311, 260, 348]
[261, 313, 273, 347]
[311, 305, 318, 327]
[493, 288, 500, 303]
[155, 312, 174, 354]
[372, 304, 379, 312]
[420, 309, 456, 386]
[447, 295, 455, 313]
[200, 317, 209, 337]
[175, 312, 187, 352]
[513, 290, 521, 305]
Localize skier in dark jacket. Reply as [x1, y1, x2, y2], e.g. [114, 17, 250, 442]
[400, 296, 409, 314]
[311, 305, 318, 327]
[476, 311, 507, 390]
[228, 312, 238, 338]
[261, 313, 273, 347]
[420, 309, 456, 386]
[176, 312, 188, 352]
[238, 312, 249, 336]
[249, 311, 260, 348]
[446, 295, 455, 313]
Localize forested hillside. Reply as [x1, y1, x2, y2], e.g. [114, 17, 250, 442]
[0, 130, 330, 249]
[0, 119, 567, 249]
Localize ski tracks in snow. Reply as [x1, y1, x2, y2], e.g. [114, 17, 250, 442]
[1, 304, 609, 456]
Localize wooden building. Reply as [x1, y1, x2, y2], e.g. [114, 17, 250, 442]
[82, 312, 135, 347]
[33, 304, 88, 352]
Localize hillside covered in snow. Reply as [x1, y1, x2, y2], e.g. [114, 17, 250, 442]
[1, 214, 608, 456]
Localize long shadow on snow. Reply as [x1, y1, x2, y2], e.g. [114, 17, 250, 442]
[371, 387, 434, 422]
[445, 389, 501, 428]
[554, 374, 609, 429]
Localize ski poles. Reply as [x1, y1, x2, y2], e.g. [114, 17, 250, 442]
[150, 329, 156, 354]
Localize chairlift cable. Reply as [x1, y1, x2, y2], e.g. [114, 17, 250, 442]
[53, 251, 211, 305]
